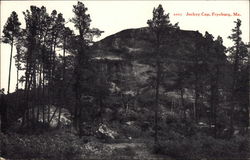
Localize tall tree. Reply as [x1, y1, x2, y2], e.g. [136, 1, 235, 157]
[228, 19, 248, 134]
[37, 6, 51, 124]
[70, 1, 103, 132]
[57, 26, 74, 127]
[22, 6, 42, 126]
[205, 34, 226, 137]
[147, 4, 179, 144]
[22, 6, 56, 126]
[2, 11, 21, 94]
[46, 10, 66, 124]
[190, 33, 209, 123]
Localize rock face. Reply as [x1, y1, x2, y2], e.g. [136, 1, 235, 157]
[91, 27, 204, 88]
[92, 27, 202, 57]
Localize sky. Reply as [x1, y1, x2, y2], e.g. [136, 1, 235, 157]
[0, 0, 249, 93]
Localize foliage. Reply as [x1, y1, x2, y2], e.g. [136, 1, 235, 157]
[2, 11, 21, 43]
[111, 146, 136, 158]
[154, 133, 249, 160]
[0, 131, 114, 160]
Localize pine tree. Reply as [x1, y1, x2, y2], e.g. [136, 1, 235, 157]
[71, 1, 103, 132]
[57, 26, 74, 127]
[147, 4, 179, 145]
[205, 34, 226, 137]
[2, 11, 21, 94]
[228, 19, 248, 134]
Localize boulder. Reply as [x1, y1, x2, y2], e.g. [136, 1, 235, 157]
[97, 123, 118, 139]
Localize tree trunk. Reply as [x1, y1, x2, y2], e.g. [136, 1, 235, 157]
[210, 74, 215, 137]
[31, 67, 36, 125]
[47, 44, 53, 124]
[230, 40, 240, 135]
[248, 48, 250, 132]
[0, 94, 8, 133]
[42, 66, 45, 124]
[37, 65, 42, 122]
[98, 94, 103, 122]
[154, 56, 160, 145]
[7, 40, 14, 94]
[58, 37, 66, 127]
[180, 88, 185, 120]
[16, 64, 19, 91]
[194, 74, 199, 123]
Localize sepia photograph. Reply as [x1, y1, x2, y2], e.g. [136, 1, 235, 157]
[0, 0, 249, 159]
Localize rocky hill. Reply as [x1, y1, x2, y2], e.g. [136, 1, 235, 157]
[91, 27, 205, 89]
[92, 27, 203, 59]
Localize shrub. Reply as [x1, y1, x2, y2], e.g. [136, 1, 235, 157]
[154, 133, 249, 160]
[111, 146, 136, 158]
[1, 131, 85, 160]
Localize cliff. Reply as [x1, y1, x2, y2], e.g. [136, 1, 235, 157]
[90, 27, 205, 87]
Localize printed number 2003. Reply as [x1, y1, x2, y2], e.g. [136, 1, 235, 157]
[173, 13, 182, 16]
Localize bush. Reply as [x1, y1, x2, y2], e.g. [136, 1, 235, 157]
[154, 138, 202, 160]
[0, 131, 85, 160]
[111, 146, 136, 158]
[154, 133, 249, 160]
